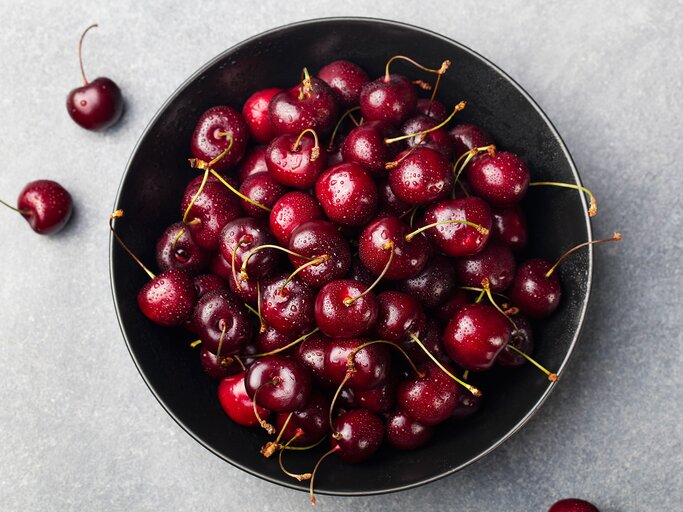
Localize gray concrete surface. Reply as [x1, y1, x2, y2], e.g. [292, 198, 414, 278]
[0, 1, 681, 510]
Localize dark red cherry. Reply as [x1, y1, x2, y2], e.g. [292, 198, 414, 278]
[268, 74, 338, 136]
[346, 260, 375, 286]
[492, 205, 528, 252]
[318, 60, 369, 108]
[399, 255, 457, 308]
[358, 216, 431, 280]
[269, 191, 323, 245]
[238, 172, 287, 218]
[288, 220, 351, 287]
[275, 391, 330, 446]
[400, 115, 453, 160]
[453, 239, 516, 293]
[399, 318, 448, 365]
[242, 87, 282, 143]
[12, 180, 73, 234]
[218, 372, 270, 427]
[466, 150, 529, 207]
[314, 280, 379, 338]
[341, 120, 401, 176]
[261, 274, 315, 336]
[375, 291, 426, 341]
[416, 98, 448, 123]
[295, 332, 334, 387]
[324, 338, 390, 391]
[193, 273, 227, 298]
[218, 217, 279, 280]
[451, 386, 482, 420]
[421, 197, 492, 257]
[360, 74, 417, 125]
[191, 106, 249, 170]
[180, 174, 242, 251]
[330, 409, 384, 463]
[548, 499, 600, 512]
[397, 361, 458, 425]
[509, 259, 561, 318]
[343, 373, 398, 414]
[265, 132, 328, 189]
[449, 123, 494, 159]
[443, 303, 510, 371]
[386, 410, 434, 450]
[377, 177, 411, 216]
[326, 134, 346, 166]
[435, 289, 470, 325]
[389, 146, 453, 205]
[315, 162, 377, 227]
[209, 252, 234, 282]
[193, 289, 252, 355]
[155, 222, 210, 276]
[244, 355, 311, 412]
[227, 269, 259, 305]
[66, 26, 122, 130]
[200, 346, 251, 379]
[255, 327, 292, 355]
[237, 145, 269, 182]
[497, 315, 534, 368]
[137, 268, 197, 327]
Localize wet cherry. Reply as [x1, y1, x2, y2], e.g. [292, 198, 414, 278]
[245, 355, 312, 412]
[318, 60, 369, 108]
[386, 410, 434, 450]
[315, 162, 378, 227]
[242, 87, 282, 143]
[191, 105, 248, 170]
[155, 222, 210, 276]
[218, 372, 271, 427]
[314, 279, 379, 338]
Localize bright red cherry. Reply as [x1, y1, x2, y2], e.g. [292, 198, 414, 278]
[191, 106, 249, 171]
[360, 74, 417, 125]
[397, 361, 458, 425]
[389, 146, 453, 205]
[269, 191, 323, 245]
[3, 180, 73, 234]
[237, 145, 269, 181]
[453, 239, 516, 293]
[244, 355, 312, 412]
[548, 499, 600, 512]
[314, 279, 379, 338]
[155, 222, 210, 276]
[265, 130, 327, 189]
[466, 150, 530, 207]
[137, 268, 197, 327]
[238, 172, 287, 218]
[341, 120, 401, 176]
[315, 162, 378, 227]
[449, 123, 494, 159]
[386, 410, 434, 450]
[242, 87, 282, 143]
[218, 372, 271, 427]
[509, 258, 561, 318]
[318, 60, 369, 108]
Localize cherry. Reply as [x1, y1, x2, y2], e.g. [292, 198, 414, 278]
[443, 303, 510, 371]
[497, 315, 534, 368]
[244, 355, 312, 412]
[449, 123, 494, 159]
[329, 409, 385, 462]
[397, 361, 458, 425]
[341, 373, 398, 414]
[360, 74, 417, 125]
[466, 150, 530, 207]
[294, 332, 334, 387]
[193, 273, 227, 298]
[341, 120, 401, 176]
[242, 87, 282, 143]
[451, 385, 482, 420]
[346, 260, 375, 286]
[218, 217, 280, 281]
[377, 177, 411, 216]
[155, 222, 210, 276]
[324, 338, 390, 390]
[269, 191, 323, 245]
[326, 134, 346, 166]
[237, 145, 269, 181]
[193, 289, 252, 355]
[375, 291, 426, 341]
[386, 410, 434, 450]
[255, 327, 293, 355]
[548, 499, 600, 512]
[191, 106, 248, 170]
[509, 258, 561, 319]
[400, 115, 453, 159]
[318, 60, 369, 108]
[209, 252, 233, 281]
[416, 98, 448, 123]
[420, 197, 492, 256]
[398, 318, 447, 367]
[180, 174, 242, 251]
[389, 146, 453, 205]
[274, 391, 330, 446]
[288, 220, 351, 287]
[238, 172, 287, 218]
[66, 25, 123, 130]
[398, 255, 457, 308]
[227, 265, 259, 305]
[268, 70, 339, 136]
[2, 180, 73, 234]
[265, 129, 327, 189]
[454, 239, 516, 293]
[491, 205, 528, 252]
[435, 289, 470, 325]
[261, 274, 316, 336]
[218, 372, 270, 427]
[315, 162, 378, 227]
[314, 279, 379, 338]
[200, 344, 256, 380]
[358, 216, 431, 280]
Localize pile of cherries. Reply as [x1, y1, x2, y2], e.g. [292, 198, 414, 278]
[110, 54, 619, 505]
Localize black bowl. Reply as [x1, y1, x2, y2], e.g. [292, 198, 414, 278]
[110, 17, 593, 496]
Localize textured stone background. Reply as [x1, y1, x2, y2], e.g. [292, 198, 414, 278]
[0, 1, 681, 511]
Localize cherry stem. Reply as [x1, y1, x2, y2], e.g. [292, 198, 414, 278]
[408, 333, 481, 396]
[283, 437, 325, 451]
[462, 370, 469, 381]
[252, 377, 280, 434]
[384, 101, 467, 145]
[251, 327, 320, 358]
[427, 67, 445, 112]
[481, 278, 517, 329]
[343, 241, 394, 305]
[292, 128, 320, 161]
[404, 219, 489, 242]
[256, 281, 266, 333]
[453, 144, 496, 184]
[278, 430, 312, 481]
[298, 67, 312, 100]
[171, 227, 186, 253]
[215, 322, 228, 359]
[529, 181, 598, 217]
[281, 255, 329, 294]
[546, 232, 622, 277]
[328, 371, 353, 433]
[204, 169, 270, 212]
[273, 412, 294, 446]
[348, 340, 424, 378]
[240, 244, 313, 281]
[189, 339, 201, 348]
[384, 55, 451, 82]
[109, 210, 156, 280]
[459, 286, 510, 300]
[385, 144, 418, 170]
[506, 344, 558, 382]
[327, 106, 361, 150]
[0, 198, 30, 215]
[78, 23, 98, 85]
[183, 169, 209, 223]
[231, 235, 252, 291]
[309, 445, 341, 506]
[474, 288, 486, 304]
[233, 355, 246, 371]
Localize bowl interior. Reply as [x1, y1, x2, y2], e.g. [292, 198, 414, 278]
[110, 18, 592, 495]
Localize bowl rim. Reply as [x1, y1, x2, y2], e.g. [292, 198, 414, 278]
[109, 16, 594, 497]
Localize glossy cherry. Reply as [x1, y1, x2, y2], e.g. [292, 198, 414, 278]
[254, 327, 292, 355]
[360, 74, 417, 125]
[453, 239, 516, 293]
[341, 120, 401, 176]
[377, 177, 411, 216]
[191, 105, 248, 170]
[269, 191, 323, 245]
[389, 146, 453, 205]
[400, 115, 453, 159]
[218, 217, 279, 280]
[193, 273, 227, 298]
[244, 355, 312, 412]
[416, 98, 448, 123]
[435, 289, 471, 326]
[451, 385, 482, 420]
[294, 332, 334, 387]
[330, 409, 385, 463]
[237, 145, 269, 181]
[497, 315, 534, 368]
[449, 123, 494, 159]
[343, 373, 398, 413]
[265, 131, 327, 189]
[492, 205, 528, 252]
[324, 338, 390, 390]
[346, 260, 375, 286]
[443, 303, 511, 371]
[386, 410, 434, 450]
[66, 25, 123, 130]
[238, 172, 287, 218]
[227, 266, 259, 305]
[288, 220, 351, 287]
[242, 87, 282, 143]
[137, 268, 197, 327]
[315, 162, 378, 227]
[261, 274, 316, 336]
[397, 361, 458, 425]
[314, 279, 379, 338]
[200, 344, 256, 380]
[375, 291, 426, 341]
[548, 499, 600, 512]
[274, 391, 330, 446]
[466, 150, 530, 207]
[399, 318, 449, 366]
[193, 289, 252, 355]
[509, 259, 561, 318]
[399, 255, 457, 308]
[218, 372, 270, 427]
[318, 60, 369, 108]
[155, 222, 210, 276]
[5, 180, 73, 234]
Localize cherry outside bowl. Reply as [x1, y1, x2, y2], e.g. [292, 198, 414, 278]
[110, 17, 593, 496]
